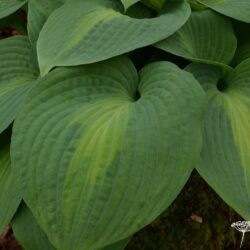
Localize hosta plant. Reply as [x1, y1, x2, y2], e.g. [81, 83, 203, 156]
[0, 0, 249, 249]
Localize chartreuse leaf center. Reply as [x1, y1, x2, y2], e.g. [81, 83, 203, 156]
[11, 56, 205, 250]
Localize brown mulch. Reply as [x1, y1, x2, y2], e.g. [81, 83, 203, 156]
[0, 227, 21, 250]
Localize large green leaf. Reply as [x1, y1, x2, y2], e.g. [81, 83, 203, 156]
[197, 0, 250, 23]
[12, 203, 56, 250]
[28, 0, 64, 44]
[11, 57, 205, 249]
[0, 132, 21, 234]
[0, 36, 39, 134]
[155, 9, 237, 67]
[37, 0, 191, 76]
[0, 0, 27, 19]
[186, 60, 250, 219]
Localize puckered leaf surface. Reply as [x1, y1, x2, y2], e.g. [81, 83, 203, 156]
[37, 0, 191, 76]
[155, 9, 237, 67]
[186, 60, 250, 219]
[11, 57, 205, 249]
[0, 36, 39, 134]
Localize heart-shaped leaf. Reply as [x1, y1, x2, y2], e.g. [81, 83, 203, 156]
[186, 60, 250, 219]
[0, 132, 21, 234]
[37, 0, 191, 76]
[155, 9, 237, 67]
[11, 57, 205, 249]
[0, 0, 27, 19]
[0, 36, 39, 134]
[197, 0, 250, 23]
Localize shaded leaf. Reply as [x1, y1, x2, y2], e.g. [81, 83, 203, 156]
[0, 36, 39, 134]
[141, 0, 166, 11]
[0, 132, 21, 234]
[0, 0, 27, 19]
[102, 237, 131, 250]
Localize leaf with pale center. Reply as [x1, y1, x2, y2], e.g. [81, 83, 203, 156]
[37, 0, 191, 76]
[11, 56, 205, 249]
[186, 60, 250, 219]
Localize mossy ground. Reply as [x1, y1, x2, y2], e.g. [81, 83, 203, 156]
[126, 171, 249, 250]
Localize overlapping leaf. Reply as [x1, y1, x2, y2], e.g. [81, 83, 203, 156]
[186, 60, 250, 219]
[141, 0, 166, 11]
[0, 36, 39, 134]
[155, 9, 237, 67]
[28, 0, 64, 43]
[11, 57, 205, 249]
[37, 0, 191, 76]
[12, 203, 131, 250]
[231, 22, 250, 66]
[0, 132, 21, 233]
[197, 0, 250, 23]
[12, 203, 56, 250]
[0, 0, 27, 19]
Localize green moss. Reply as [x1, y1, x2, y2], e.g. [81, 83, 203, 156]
[126, 171, 249, 249]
